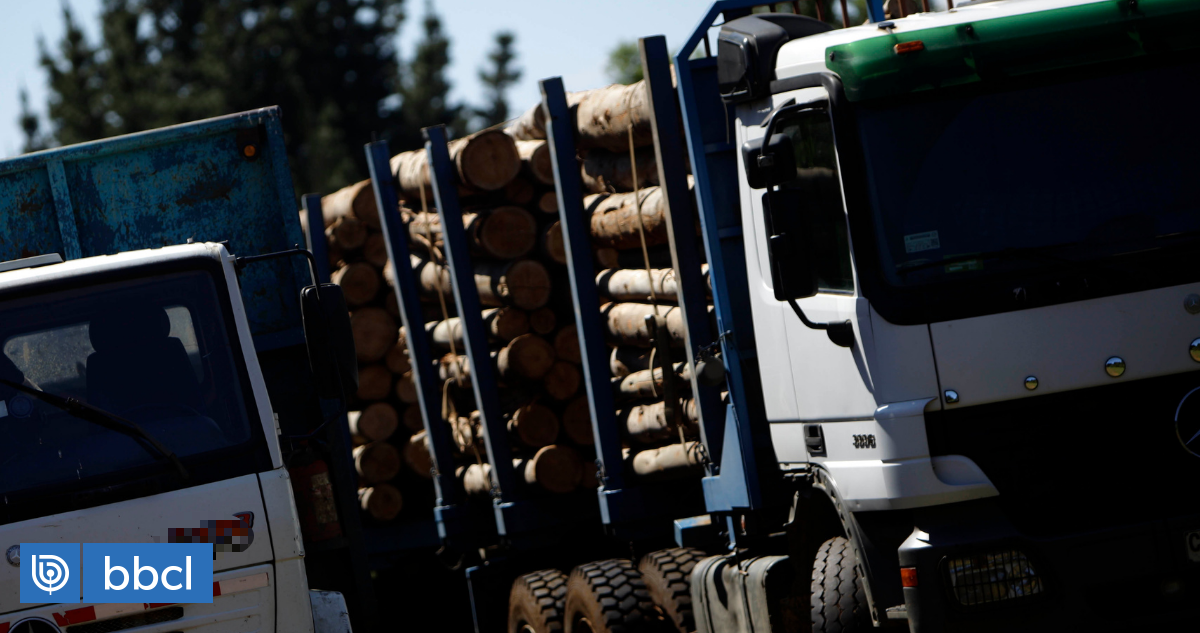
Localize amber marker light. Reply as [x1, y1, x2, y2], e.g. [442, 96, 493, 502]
[901, 567, 919, 587]
[243, 144, 258, 158]
[894, 41, 925, 54]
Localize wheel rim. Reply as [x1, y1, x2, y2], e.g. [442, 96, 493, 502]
[575, 616, 595, 633]
[520, 625, 536, 633]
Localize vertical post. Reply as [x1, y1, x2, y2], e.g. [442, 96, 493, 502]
[540, 78, 628, 498]
[299, 192, 378, 631]
[866, 0, 886, 22]
[423, 126, 521, 523]
[365, 141, 466, 536]
[640, 36, 726, 469]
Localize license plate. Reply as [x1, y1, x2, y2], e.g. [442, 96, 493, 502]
[1188, 530, 1200, 562]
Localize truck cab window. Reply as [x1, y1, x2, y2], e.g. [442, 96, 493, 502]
[775, 108, 854, 293]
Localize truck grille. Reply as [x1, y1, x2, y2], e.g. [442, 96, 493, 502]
[924, 370, 1200, 536]
[67, 607, 182, 633]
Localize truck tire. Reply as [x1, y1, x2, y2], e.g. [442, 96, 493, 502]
[638, 547, 706, 632]
[811, 537, 871, 633]
[564, 559, 660, 633]
[509, 569, 570, 633]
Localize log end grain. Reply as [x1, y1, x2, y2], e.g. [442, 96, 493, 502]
[562, 396, 594, 446]
[537, 191, 558, 215]
[394, 370, 418, 404]
[334, 262, 383, 308]
[348, 402, 399, 442]
[553, 325, 581, 364]
[510, 403, 560, 448]
[356, 364, 393, 401]
[458, 130, 521, 191]
[402, 404, 425, 433]
[501, 260, 552, 311]
[350, 307, 397, 362]
[479, 206, 538, 260]
[523, 445, 582, 494]
[542, 360, 581, 401]
[359, 484, 403, 521]
[353, 441, 401, 483]
[527, 307, 557, 335]
[487, 307, 530, 342]
[542, 221, 566, 265]
[499, 333, 557, 380]
[403, 430, 434, 479]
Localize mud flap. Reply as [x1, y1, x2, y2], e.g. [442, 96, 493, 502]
[311, 590, 353, 633]
[691, 554, 794, 633]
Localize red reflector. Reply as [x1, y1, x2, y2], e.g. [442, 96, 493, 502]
[901, 567, 919, 587]
[894, 41, 925, 54]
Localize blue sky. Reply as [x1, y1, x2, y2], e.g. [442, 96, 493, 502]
[0, 0, 710, 157]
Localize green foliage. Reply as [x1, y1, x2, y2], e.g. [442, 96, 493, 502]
[605, 40, 642, 85]
[32, 0, 407, 195]
[475, 31, 520, 129]
[18, 89, 47, 154]
[394, 1, 464, 150]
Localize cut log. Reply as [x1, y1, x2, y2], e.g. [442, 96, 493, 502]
[402, 430, 434, 479]
[553, 325, 581, 364]
[356, 365, 393, 401]
[384, 290, 400, 319]
[460, 463, 493, 497]
[613, 362, 693, 404]
[333, 262, 382, 308]
[508, 82, 652, 153]
[626, 442, 704, 482]
[580, 146, 659, 194]
[327, 241, 344, 269]
[452, 415, 483, 456]
[537, 191, 558, 215]
[385, 339, 411, 374]
[517, 445, 583, 494]
[391, 129, 521, 200]
[326, 215, 368, 251]
[409, 256, 551, 311]
[394, 370, 418, 404]
[348, 402, 399, 442]
[601, 303, 687, 348]
[515, 140, 555, 185]
[597, 268, 679, 303]
[407, 207, 537, 260]
[353, 441, 401, 483]
[528, 308, 557, 335]
[595, 245, 676, 270]
[610, 347, 652, 378]
[359, 484, 403, 521]
[561, 396, 593, 446]
[509, 403, 560, 449]
[438, 354, 470, 383]
[350, 307, 397, 362]
[363, 232, 388, 268]
[579, 460, 599, 489]
[426, 307, 529, 351]
[497, 334, 556, 381]
[402, 405, 425, 433]
[586, 187, 672, 251]
[504, 176, 535, 205]
[541, 221, 566, 265]
[321, 179, 380, 229]
[619, 398, 699, 445]
[542, 360, 581, 401]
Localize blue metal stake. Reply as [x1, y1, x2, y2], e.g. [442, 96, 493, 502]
[365, 140, 468, 539]
[423, 125, 522, 534]
[639, 36, 726, 470]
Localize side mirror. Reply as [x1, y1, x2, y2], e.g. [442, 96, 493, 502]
[763, 189, 818, 301]
[300, 283, 359, 400]
[742, 133, 796, 190]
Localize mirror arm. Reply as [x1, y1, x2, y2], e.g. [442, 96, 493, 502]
[235, 246, 322, 300]
[786, 299, 855, 348]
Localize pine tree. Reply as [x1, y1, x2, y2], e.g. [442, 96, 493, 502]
[18, 89, 47, 154]
[395, 1, 464, 151]
[475, 31, 520, 129]
[605, 41, 642, 85]
[38, 5, 111, 146]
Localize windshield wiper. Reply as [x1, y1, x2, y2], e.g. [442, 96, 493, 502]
[0, 377, 188, 480]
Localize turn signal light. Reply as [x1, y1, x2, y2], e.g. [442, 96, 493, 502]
[894, 41, 926, 54]
[901, 567, 918, 587]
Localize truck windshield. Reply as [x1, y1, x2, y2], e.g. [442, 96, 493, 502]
[0, 269, 258, 501]
[856, 58, 1200, 287]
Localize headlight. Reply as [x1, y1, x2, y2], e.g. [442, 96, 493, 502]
[945, 549, 1044, 606]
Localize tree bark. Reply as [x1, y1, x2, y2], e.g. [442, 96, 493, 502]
[356, 364, 392, 401]
[508, 81, 653, 152]
[460, 463, 493, 497]
[358, 484, 403, 521]
[333, 262, 382, 307]
[542, 360, 581, 401]
[516, 139, 555, 185]
[596, 268, 679, 303]
[408, 256, 551, 311]
[391, 129, 521, 200]
[509, 403, 560, 449]
[595, 244, 676, 270]
[497, 333, 557, 381]
[348, 402, 398, 442]
[517, 445, 583, 494]
[326, 215, 368, 251]
[541, 221, 566, 265]
[452, 415, 484, 457]
[553, 325, 581, 364]
[407, 207, 537, 260]
[350, 307, 397, 362]
[561, 396, 593, 446]
[600, 302, 687, 348]
[426, 307, 529, 350]
[438, 354, 471, 383]
[626, 441, 704, 482]
[321, 179, 380, 230]
[613, 362, 693, 404]
[403, 430, 434, 479]
[353, 441, 401, 483]
[580, 145, 659, 194]
[619, 398, 699, 445]
[585, 187, 670, 251]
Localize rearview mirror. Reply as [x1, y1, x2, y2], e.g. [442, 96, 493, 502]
[742, 133, 796, 190]
[301, 284, 358, 400]
[763, 189, 818, 301]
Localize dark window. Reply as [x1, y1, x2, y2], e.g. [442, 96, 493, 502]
[775, 107, 855, 292]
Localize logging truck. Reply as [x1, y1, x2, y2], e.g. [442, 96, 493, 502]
[326, 0, 1199, 632]
[0, 110, 360, 632]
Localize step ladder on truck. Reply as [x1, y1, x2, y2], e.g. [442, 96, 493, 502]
[0, 108, 373, 632]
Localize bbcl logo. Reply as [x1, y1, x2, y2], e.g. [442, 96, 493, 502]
[20, 543, 213, 604]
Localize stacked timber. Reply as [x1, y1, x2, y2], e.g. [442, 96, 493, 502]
[384, 127, 593, 500]
[510, 78, 712, 485]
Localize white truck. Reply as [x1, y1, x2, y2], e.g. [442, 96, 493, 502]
[0, 110, 359, 632]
